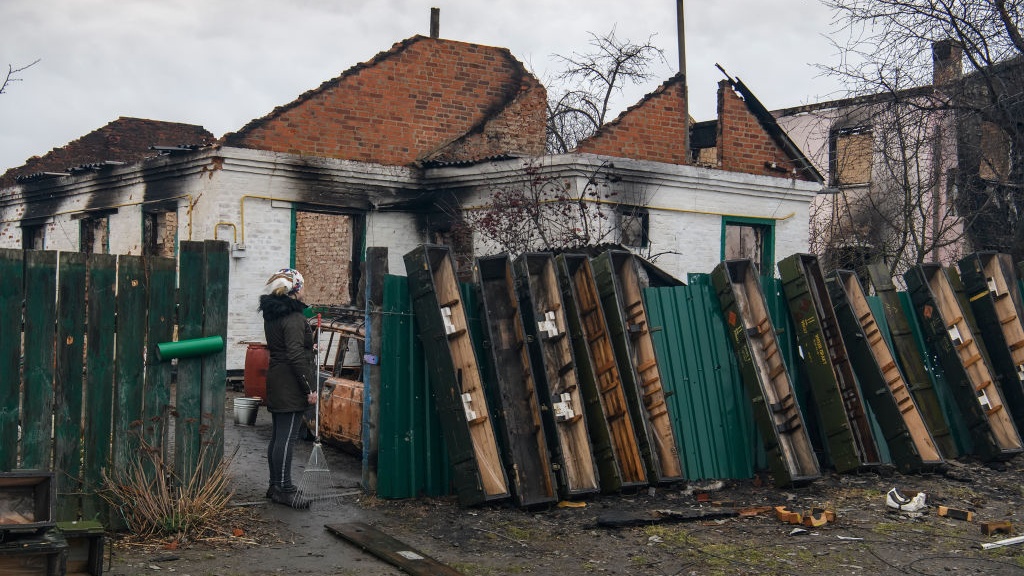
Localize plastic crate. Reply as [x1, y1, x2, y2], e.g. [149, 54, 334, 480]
[0, 473, 55, 537]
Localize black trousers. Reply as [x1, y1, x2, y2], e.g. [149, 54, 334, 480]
[268, 410, 305, 491]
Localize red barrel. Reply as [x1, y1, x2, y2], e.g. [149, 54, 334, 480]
[243, 343, 270, 402]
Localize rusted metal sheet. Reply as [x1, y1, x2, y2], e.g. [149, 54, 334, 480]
[867, 264, 958, 458]
[513, 253, 600, 498]
[476, 254, 558, 508]
[904, 263, 1022, 461]
[958, 252, 1024, 438]
[827, 270, 943, 471]
[592, 250, 684, 485]
[778, 253, 880, 471]
[556, 253, 646, 492]
[403, 244, 510, 506]
[711, 259, 820, 487]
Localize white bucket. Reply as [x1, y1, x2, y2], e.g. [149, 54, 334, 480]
[233, 397, 261, 426]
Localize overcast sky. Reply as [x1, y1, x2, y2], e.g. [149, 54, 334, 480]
[0, 0, 846, 172]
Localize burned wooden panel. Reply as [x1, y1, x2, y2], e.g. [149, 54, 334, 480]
[711, 259, 820, 487]
[778, 254, 880, 471]
[514, 253, 600, 498]
[476, 254, 558, 508]
[556, 254, 646, 492]
[592, 250, 684, 485]
[403, 245, 510, 506]
[904, 264, 1022, 461]
[867, 264, 957, 458]
[827, 270, 943, 471]
[958, 252, 1024, 438]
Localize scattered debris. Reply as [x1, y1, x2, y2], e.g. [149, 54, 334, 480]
[938, 506, 973, 522]
[647, 535, 663, 545]
[837, 536, 864, 541]
[885, 487, 927, 512]
[980, 535, 1024, 550]
[980, 520, 1012, 536]
[774, 506, 836, 526]
[596, 507, 738, 528]
[789, 528, 809, 536]
[738, 506, 774, 517]
[326, 522, 463, 576]
[557, 501, 586, 509]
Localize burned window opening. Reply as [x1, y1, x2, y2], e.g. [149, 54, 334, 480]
[829, 126, 873, 187]
[618, 205, 649, 248]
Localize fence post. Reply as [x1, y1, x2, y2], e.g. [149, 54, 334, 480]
[82, 254, 117, 523]
[22, 250, 57, 471]
[0, 249, 24, 471]
[362, 247, 387, 493]
[200, 240, 229, 480]
[55, 252, 87, 521]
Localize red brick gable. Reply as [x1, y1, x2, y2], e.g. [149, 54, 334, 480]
[574, 74, 689, 165]
[1, 117, 213, 188]
[221, 36, 547, 166]
[717, 80, 814, 181]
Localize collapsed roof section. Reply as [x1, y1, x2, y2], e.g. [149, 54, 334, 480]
[220, 35, 548, 168]
[0, 117, 214, 189]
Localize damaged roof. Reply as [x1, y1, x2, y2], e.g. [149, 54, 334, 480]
[220, 35, 548, 167]
[1, 117, 214, 189]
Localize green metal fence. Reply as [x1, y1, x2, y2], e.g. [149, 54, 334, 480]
[0, 242, 228, 523]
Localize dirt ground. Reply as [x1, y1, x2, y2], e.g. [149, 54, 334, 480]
[105, 391, 1024, 576]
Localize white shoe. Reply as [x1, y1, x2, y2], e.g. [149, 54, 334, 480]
[886, 487, 926, 512]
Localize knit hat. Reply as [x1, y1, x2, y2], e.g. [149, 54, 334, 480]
[264, 268, 304, 296]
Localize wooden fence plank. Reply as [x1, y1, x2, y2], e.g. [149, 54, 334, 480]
[200, 240, 229, 479]
[22, 250, 57, 470]
[55, 252, 87, 521]
[113, 256, 147, 475]
[143, 257, 176, 471]
[175, 241, 204, 480]
[82, 254, 117, 522]
[0, 249, 24, 471]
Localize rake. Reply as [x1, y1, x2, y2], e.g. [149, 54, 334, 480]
[296, 313, 337, 508]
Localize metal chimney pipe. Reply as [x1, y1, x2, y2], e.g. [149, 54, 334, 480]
[430, 7, 440, 38]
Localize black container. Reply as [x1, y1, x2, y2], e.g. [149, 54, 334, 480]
[0, 472, 56, 537]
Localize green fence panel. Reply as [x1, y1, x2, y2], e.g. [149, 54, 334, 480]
[113, 256, 147, 479]
[0, 249, 23, 471]
[644, 275, 756, 480]
[83, 254, 117, 522]
[55, 252, 87, 520]
[22, 250, 57, 470]
[377, 274, 450, 499]
[143, 257, 177, 467]
[200, 240, 230, 478]
[175, 242, 205, 481]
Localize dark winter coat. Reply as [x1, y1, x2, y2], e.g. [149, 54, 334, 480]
[258, 294, 314, 413]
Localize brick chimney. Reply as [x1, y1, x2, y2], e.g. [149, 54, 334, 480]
[932, 39, 963, 86]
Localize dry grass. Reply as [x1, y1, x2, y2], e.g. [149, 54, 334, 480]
[100, 441, 234, 542]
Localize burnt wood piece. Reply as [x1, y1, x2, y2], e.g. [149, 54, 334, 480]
[596, 507, 739, 528]
[958, 252, 1024, 438]
[475, 254, 559, 508]
[827, 270, 944, 471]
[403, 245, 510, 506]
[711, 259, 821, 487]
[867, 264, 958, 458]
[514, 253, 601, 498]
[778, 254, 881, 471]
[904, 263, 1022, 461]
[592, 250, 684, 484]
[556, 253, 646, 492]
[326, 522, 463, 576]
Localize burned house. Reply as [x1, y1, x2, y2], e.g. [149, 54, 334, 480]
[0, 33, 821, 371]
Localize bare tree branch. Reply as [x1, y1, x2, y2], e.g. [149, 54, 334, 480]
[0, 59, 41, 96]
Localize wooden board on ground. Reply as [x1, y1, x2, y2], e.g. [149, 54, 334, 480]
[326, 522, 463, 576]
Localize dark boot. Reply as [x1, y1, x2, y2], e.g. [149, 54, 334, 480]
[270, 485, 310, 509]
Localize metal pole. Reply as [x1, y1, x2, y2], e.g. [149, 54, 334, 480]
[676, 0, 686, 78]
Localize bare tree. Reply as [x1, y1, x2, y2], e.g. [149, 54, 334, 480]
[0, 59, 40, 96]
[546, 28, 666, 153]
[818, 0, 1024, 275]
[456, 159, 624, 258]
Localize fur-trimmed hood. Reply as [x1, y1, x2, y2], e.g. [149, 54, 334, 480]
[258, 294, 307, 322]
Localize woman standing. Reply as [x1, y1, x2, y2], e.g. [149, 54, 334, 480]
[258, 268, 318, 508]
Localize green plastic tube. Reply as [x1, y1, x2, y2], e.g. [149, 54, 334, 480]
[155, 335, 224, 361]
